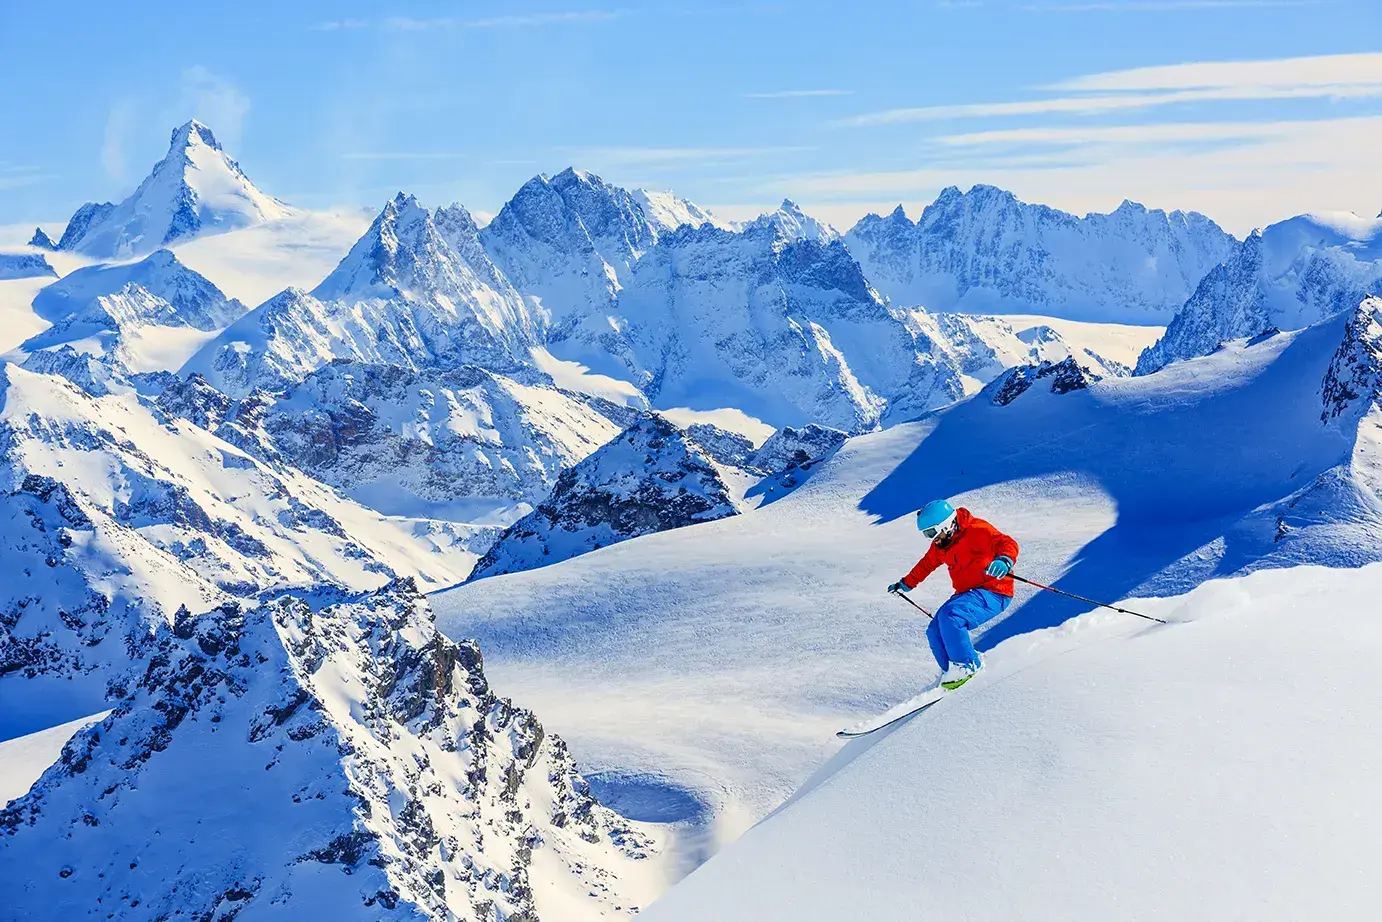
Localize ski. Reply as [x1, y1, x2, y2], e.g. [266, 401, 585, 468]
[836, 686, 949, 739]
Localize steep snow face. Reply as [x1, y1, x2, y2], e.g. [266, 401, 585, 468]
[746, 199, 841, 243]
[57, 120, 292, 259]
[638, 564, 1382, 922]
[845, 188, 1236, 322]
[0, 253, 56, 280]
[1, 579, 665, 921]
[629, 189, 730, 233]
[17, 249, 245, 375]
[480, 168, 665, 323]
[252, 360, 623, 515]
[469, 416, 740, 581]
[433, 305, 1382, 839]
[555, 222, 966, 433]
[1138, 214, 1382, 374]
[182, 195, 542, 395]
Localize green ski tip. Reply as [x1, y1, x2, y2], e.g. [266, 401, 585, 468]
[941, 674, 973, 691]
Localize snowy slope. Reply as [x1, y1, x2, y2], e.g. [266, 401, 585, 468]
[15, 248, 245, 374]
[745, 200, 841, 243]
[1138, 212, 1382, 374]
[432, 301, 1382, 848]
[555, 221, 966, 433]
[629, 189, 729, 233]
[469, 415, 741, 581]
[57, 120, 292, 259]
[845, 188, 1236, 323]
[2, 579, 667, 921]
[182, 193, 541, 395]
[0, 363, 480, 737]
[640, 562, 1382, 921]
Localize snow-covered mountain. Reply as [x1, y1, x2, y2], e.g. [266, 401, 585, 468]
[27, 227, 56, 250]
[182, 193, 541, 395]
[469, 415, 741, 581]
[0, 362, 479, 738]
[480, 168, 719, 325]
[433, 298, 1382, 846]
[746, 199, 841, 243]
[55, 120, 292, 259]
[845, 187, 1237, 322]
[629, 189, 729, 234]
[0, 252, 56, 280]
[18, 249, 246, 375]
[162, 360, 625, 517]
[912, 311, 1132, 389]
[555, 221, 966, 433]
[1137, 212, 1382, 374]
[1, 579, 664, 921]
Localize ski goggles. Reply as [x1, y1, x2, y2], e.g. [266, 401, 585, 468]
[919, 514, 957, 540]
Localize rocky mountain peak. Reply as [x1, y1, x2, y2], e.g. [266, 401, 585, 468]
[1321, 296, 1382, 423]
[27, 226, 55, 249]
[468, 415, 741, 581]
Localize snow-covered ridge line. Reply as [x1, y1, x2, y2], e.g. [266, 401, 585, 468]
[2, 578, 664, 921]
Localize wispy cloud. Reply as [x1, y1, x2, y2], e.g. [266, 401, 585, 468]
[179, 66, 251, 148]
[840, 52, 1382, 125]
[315, 11, 623, 31]
[340, 152, 470, 161]
[561, 145, 811, 166]
[744, 89, 854, 99]
[0, 164, 52, 190]
[1024, 0, 1313, 10]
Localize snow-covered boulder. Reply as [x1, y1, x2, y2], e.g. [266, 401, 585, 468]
[27, 227, 55, 249]
[845, 188, 1235, 322]
[1, 578, 661, 921]
[54, 120, 291, 258]
[1137, 214, 1382, 375]
[989, 357, 1102, 406]
[0, 252, 56, 280]
[183, 193, 541, 395]
[557, 221, 965, 433]
[469, 415, 740, 580]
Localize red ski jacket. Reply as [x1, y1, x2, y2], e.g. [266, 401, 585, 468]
[901, 508, 1020, 597]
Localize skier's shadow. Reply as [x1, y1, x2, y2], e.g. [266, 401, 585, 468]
[859, 323, 1356, 646]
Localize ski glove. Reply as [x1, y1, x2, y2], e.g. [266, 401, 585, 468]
[985, 556, 1014, 579]
[888, 580, 911, 594]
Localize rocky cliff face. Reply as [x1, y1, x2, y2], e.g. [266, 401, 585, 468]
[845, 187, 1235, 323]
[0, 252, 56, 280]
[989, 357, 1103, 406]
[1, 579, 661, 921]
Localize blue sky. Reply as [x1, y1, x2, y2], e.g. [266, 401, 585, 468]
[2, 0, 1381, 234]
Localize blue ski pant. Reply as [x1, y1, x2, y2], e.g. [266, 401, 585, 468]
[926, 588, 1012, 671]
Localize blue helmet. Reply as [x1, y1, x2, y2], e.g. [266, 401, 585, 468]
[915, 499, 958, 542]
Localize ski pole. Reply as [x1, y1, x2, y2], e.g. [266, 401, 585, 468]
[890, 589, 933, 620]
[1011, 574, 1166, 625]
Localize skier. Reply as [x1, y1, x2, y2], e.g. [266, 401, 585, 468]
[888, 500, 1019, 690]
